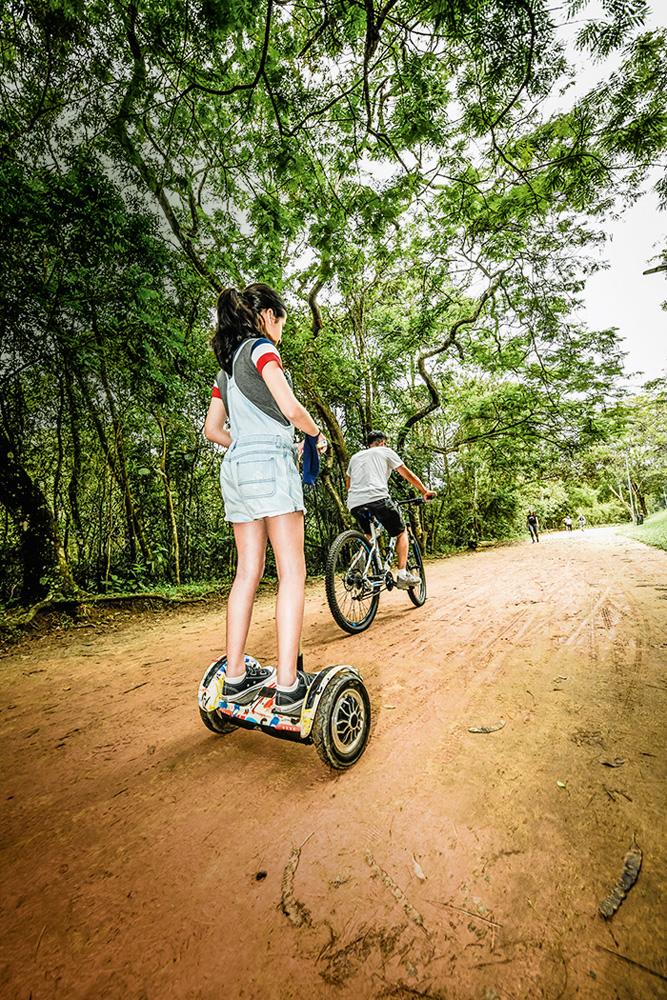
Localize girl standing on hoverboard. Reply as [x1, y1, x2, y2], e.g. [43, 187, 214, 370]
[204, 284, 324, 717]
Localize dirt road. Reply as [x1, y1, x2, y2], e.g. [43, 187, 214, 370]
[1, 527, 666, 1000]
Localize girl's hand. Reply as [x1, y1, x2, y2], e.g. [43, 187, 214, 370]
[298, 434, 327, 456]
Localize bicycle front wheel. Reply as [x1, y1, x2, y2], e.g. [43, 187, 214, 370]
[406, 536, 427, 607]
[325, 530, 381, 634]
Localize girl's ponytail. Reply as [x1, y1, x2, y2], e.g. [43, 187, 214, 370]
[212, 284, 286, 374]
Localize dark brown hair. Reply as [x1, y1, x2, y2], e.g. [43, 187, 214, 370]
[211, 283, 287, 374]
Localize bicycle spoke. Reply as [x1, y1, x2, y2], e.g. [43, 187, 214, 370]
[334, 538, 375, 624]
[325, 530, 381, 632]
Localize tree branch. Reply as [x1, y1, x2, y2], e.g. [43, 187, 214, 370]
[176, 0, 273, 101]
[397, 274, 504, 450]
[110, 5, 221, 291]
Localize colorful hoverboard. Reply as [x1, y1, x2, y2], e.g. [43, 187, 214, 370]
[198, 655, 371, 769]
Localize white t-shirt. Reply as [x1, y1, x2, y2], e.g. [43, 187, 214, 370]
[346, 446, 404, 509]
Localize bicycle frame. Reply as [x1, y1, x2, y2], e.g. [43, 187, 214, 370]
[343, 522, 385, 593]
[325, 494, 428, 633]
[358, 506, 420, 592]
[366, 518, 397, 585]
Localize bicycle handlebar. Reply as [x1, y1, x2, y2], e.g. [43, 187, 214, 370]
[395, 495, 431, 507]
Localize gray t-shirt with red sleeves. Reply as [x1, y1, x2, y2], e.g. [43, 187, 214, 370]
[214, 337, 291, 428]
[346, 446, 404, 509]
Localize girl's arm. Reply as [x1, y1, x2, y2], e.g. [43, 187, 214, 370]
[204, 395, 233, 449]
[261, 361, 320, 437]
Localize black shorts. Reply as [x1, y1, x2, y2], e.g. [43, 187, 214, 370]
[351, 498, 405, 537]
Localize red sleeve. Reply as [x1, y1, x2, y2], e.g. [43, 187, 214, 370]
[251, 339, 283, 376]
[211, 384, 222, 400]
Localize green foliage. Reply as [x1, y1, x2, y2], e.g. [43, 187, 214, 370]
[1, 0, 666, 600]
[520, 482, 627, 531]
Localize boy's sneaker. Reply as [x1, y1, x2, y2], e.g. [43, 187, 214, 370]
[222, 662, 277, 705]
[396, 568, 421, 589]
[273, 672, 318, 718]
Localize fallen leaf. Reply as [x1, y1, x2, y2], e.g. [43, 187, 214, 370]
[469, 720, 505, 734]
[599, 837, 642, 919]
[411, 853, 427, 881]
[599, 757, 625, 768]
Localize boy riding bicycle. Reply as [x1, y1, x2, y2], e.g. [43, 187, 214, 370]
[346, 430, 436, 589]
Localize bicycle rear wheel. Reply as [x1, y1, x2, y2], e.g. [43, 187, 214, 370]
[406, 536, 427, 607]
[325, 530, 381, 634]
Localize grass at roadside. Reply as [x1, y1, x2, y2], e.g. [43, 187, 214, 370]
[617, 509, 667, 552]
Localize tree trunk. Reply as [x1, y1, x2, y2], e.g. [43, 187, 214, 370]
[610, 483, 633, 518]
[156, 411, 181, 584]
[349, 293, 373, 433]
[397, 274, 503, 450]
[104, 468, 113, 588]
[631, 479, 648, 516]
[310, 387, 350, 473]
[75, 364, 153, 566]
[319, 454, 353, 528]
[75, 369, 138, 563]
[304, 264, 350, 520]
[0, 431, 78, 601]
[95, 353, 153, 566]
[64, 362, 86, 558]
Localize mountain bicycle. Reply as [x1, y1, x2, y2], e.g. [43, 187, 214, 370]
[325, 496, 427, 634]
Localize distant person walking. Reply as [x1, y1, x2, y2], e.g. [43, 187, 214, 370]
[578, 513, 586, 531]
[526, 510, 540, 543]
[563, 516, 572, 532]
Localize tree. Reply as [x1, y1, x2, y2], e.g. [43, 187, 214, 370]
[592, 382, 667, 518]
[0, 151, 213, 599]
[2, 0, 666, 602]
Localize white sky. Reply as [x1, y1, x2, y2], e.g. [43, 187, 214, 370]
[558, 2, 667, 387]
[581, 190, 666, 387]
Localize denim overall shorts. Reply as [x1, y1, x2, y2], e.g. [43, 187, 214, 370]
[219, 350, 305, 523]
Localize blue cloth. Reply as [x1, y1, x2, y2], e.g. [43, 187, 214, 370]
[302, 433, 320, 486]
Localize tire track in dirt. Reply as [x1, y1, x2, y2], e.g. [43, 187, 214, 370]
[356, 543, 605, 770]
[561, 583, 616, 648]
[606, 575, 652, 715]
[558, 541, 651, 718]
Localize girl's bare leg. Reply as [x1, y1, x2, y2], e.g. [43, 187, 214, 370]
[226, 520, 268, 678]
[265, 511, 306, 687]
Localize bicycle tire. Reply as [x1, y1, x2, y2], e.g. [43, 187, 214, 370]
[406, 536, 427, 607]
[325, 529, 381, 634]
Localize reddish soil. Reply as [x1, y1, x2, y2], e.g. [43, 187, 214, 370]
[1, 526, 666, 1000]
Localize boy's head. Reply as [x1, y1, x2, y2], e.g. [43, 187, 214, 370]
[366, 430, 387, 448]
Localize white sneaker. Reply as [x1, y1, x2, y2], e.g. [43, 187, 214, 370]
[396, 569, 421, 589]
